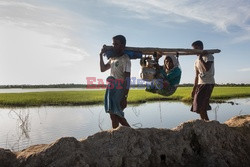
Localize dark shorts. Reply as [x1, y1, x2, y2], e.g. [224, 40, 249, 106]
[191, 84, 214, 113]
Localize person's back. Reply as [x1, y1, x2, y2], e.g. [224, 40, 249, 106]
[195, 53, 215, 84]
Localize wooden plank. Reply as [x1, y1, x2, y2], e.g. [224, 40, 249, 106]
[103, 45, 221, 55]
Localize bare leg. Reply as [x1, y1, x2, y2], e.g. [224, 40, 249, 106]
[110, 114, 119, 128]
[117, 117, 130, 127]
[200, 110, 209, 121]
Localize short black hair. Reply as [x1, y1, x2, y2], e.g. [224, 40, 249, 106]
[113, 35, 126, 46]
[192, 40, 203, 49]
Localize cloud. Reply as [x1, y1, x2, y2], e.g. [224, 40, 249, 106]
[238, 68, 250, 72]
[103, 0, 250, 41]
[0, 0, 94, 58]
[232, 26, 250, 43]
[0, 0, 100, 84]
[0, 1, 71, 33]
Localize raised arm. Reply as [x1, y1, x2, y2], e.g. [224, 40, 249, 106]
[199, 51, 213, 71]
[199, 57, 213, 72]
[99, 47, 111, 72]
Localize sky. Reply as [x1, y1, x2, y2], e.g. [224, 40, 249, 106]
[0, 0, 250, 85]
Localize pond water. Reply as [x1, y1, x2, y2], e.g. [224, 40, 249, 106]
[0, 98, 250, 151]
[0, 88, 87, 93]
[0, 87, 141, 93]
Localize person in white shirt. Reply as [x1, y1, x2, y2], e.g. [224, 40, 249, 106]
[190, 40, 215, 121]
[99, 35, 131, 128]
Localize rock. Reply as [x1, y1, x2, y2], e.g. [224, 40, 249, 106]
[0, 148, 18, 167]
[225, 115, 250, 137]
[1, 115, 250, 167]
[17, 137, 89, 167]
[225, 115, 250, 162]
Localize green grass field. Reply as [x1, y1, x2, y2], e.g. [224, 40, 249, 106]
[0, 87, 250, 107]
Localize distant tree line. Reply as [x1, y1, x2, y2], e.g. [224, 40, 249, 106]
[215, 83, 250, 87]
[179, 83, 250, 87]
[0, 83, 250, 89]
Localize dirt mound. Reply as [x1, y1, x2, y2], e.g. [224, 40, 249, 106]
[1, 115, 250, 167]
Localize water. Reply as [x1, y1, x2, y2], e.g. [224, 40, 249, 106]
[0, 98, 249, 151]
[0, 88, 88, 93]
[0, 87, 142, 93]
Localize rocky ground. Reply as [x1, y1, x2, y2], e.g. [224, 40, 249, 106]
[1, 115, 250, 167]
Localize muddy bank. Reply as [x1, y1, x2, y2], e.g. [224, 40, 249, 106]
[1, 115, 250, 167]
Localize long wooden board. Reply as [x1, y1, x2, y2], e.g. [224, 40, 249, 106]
[103, 45, 221, 56]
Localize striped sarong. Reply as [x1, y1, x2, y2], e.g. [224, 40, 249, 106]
[104, 76, 125, 118]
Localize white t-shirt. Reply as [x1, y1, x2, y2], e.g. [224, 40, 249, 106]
[108, 54, 131, 80]
[195, 54, 215, 84]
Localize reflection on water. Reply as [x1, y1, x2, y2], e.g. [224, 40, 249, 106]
[0, 98, 250, 151]
[9, 109, 31, 150]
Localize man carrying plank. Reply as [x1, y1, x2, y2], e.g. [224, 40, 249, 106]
[190, 40, 215, 121]
[100, 35, 131, 129]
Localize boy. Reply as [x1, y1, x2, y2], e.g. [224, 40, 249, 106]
[99, 35, 131, 128]
[191, 40, 215, 121]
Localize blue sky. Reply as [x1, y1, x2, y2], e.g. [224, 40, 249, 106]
[0, 0, 250, 85]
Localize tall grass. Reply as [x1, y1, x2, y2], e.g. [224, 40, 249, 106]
[0, 87, 250, 107]
[0, 91, 105, 107]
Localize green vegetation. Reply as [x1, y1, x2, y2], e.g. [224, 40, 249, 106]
[0, 87, 250, 107]
[1, 83, 250, 89]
